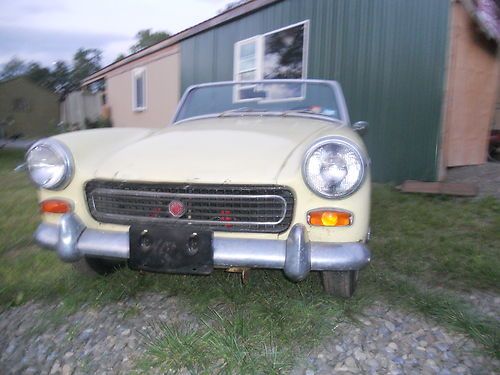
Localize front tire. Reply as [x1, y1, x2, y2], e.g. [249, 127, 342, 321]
[321, 270, 358, 298]
[73, 256, 124, 276]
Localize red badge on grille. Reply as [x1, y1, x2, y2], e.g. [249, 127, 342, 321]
[168, 200, 185, 218]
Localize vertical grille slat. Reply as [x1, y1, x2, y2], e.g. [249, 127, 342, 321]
[85, 180, 294, 233]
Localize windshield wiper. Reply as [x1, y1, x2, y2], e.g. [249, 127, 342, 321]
[218, 107, 266, 117]
[281, 109, 321, 117]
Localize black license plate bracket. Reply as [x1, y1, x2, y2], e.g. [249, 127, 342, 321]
[129, 225, 213, 275]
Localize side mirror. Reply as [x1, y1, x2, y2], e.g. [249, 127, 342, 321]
[353, 121, 369, 135]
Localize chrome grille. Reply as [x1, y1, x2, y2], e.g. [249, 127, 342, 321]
[85, 180, 294, 233]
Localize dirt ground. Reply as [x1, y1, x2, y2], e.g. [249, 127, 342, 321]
[445, 162, 500, 199]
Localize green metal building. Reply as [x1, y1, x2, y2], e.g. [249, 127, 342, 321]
[181, 0, 450, 182]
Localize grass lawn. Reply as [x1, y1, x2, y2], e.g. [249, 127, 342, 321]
[0, 149, 499, 372]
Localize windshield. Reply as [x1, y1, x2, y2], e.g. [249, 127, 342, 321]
[174, 80, 345, 123]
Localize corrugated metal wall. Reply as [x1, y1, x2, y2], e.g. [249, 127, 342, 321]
[180, 0, 450, 182]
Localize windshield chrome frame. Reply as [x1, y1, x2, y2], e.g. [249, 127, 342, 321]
[171, 79, 351, 126]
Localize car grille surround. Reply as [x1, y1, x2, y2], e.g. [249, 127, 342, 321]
[85, 180, 295, 233]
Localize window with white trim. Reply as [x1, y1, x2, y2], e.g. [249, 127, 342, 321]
[234, 21, 308, 81]
[132, 68, 146, 111]
[233, 21, 308, 101]
[235, 38, 260, 81]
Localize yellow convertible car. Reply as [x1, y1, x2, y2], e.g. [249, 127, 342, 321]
[28, 80, 371, 298]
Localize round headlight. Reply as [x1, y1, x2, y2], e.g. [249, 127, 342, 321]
[303, 137, 367, 198]
[26, 139, 73, 190]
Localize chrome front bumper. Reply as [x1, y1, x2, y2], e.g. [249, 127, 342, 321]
[34, 213, 371, 281]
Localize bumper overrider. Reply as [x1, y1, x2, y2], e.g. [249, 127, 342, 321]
[34, 213, 371, 281]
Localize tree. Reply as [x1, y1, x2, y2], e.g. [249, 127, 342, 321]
[26, 62, 52, 89]
[114, 53, 126, 62]
[70, 48, 102, 90]
[51, 61, 71, 94]
[0, 57, 70, 93]
[0, 48, 102, 94]
[0, 57, 28, 80]
[25, 61, 71, 94]
[130, 29, 170, 53]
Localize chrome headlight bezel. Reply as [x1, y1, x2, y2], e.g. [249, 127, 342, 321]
[26, 138, 74, 190]
[302, 137, 368, 199]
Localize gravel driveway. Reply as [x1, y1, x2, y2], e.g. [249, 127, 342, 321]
[0, 294, 197, 375]
[1, 293, 498, 374]
[293, 302, 499, 375]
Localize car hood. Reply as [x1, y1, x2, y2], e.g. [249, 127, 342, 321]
[94, 116, 343, 184]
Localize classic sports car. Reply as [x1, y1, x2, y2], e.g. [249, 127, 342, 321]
[28, 80, 371, 298]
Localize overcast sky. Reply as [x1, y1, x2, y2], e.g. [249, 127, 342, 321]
[0, 0, 235, 68]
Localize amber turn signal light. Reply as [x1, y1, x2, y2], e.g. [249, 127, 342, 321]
[307, 209, 352, 227]
[40, 199, 72, 214]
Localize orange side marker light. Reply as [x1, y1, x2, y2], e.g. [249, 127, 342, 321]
[307, 210, 352, 227]
[40, 199, 72, 214]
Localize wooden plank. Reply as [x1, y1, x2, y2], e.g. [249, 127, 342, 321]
[440, 3, 499, 168]
[398, 180, 478, 197]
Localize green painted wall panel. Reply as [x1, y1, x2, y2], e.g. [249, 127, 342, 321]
[180, 0, 450, 182]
